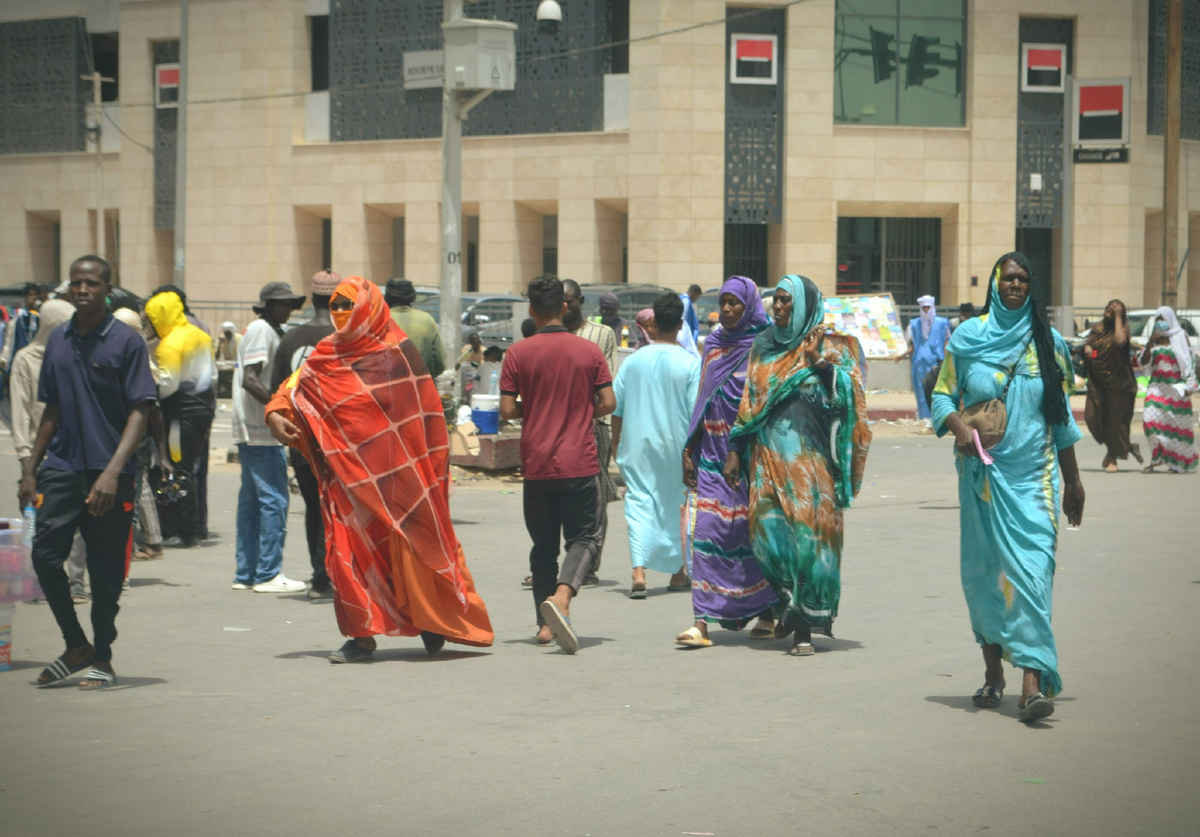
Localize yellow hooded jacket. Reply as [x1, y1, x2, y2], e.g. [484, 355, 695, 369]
[144, 291, 217, 417]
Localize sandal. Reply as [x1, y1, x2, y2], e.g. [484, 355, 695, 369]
[1130, 443, 1144, 464]
[675, 627, 712, 648]
[329, 639, 374, 664]
[628, 582, 647, 600]
[748, 617, 776, 640]
[1018, 693, 1055, 722]
[972, 685, 1004, 708]
[36, 652, 95, 687]
[521, 575, 532, 587]
[788, 641, 815, 657]
[539, 600, 578, 654]
[78, 668, 118, 690]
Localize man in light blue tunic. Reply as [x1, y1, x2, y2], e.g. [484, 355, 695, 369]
[932, 252, 1085, 723]
[612, 293, 701, 599]
[905, 294, 951, 421]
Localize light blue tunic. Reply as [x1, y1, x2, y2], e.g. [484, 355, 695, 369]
[931, 326, 1081, 697]
[911, 316, 951, 418]
[613, 343, 701, 573]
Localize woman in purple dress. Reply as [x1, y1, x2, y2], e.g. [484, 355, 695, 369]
[676, 276, 778, 647]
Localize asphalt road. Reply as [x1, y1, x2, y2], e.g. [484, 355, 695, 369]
[1, 421, 1197, 837]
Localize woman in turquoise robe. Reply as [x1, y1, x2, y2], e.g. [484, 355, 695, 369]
[931, 252, 1085, 723]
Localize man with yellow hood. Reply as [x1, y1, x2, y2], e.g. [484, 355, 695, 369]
[144, 290, 217, 548]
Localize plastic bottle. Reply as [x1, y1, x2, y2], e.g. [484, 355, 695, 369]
[21, 505, 36, 547]
[489, 369, 500, 396]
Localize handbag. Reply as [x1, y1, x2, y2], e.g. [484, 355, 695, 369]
[959, 335, 1032, 450]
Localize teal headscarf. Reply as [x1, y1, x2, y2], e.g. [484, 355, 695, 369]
[732, 274, 864, 508]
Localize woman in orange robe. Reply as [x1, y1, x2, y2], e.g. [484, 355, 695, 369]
[266, 276, 492, 662]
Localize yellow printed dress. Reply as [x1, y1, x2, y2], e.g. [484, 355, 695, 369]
[931, 329, 1081, 697]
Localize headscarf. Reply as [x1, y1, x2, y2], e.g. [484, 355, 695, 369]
[21, 299, 72, 354]
[289, 276, 465, 606]
[634, 308, 654, 347]
[687, 276, 769, 438]
[1154, 305, 1195, 382]
[917, 294, 936, 339]
[731, 275, 864, 508]
[599, 293, 624, 334]
[947, 251, 1070, 426]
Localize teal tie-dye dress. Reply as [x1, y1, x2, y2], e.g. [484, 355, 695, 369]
[931, 317, 1081, 698]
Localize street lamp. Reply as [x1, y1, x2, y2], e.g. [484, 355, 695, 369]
[437, 1, 516, 366]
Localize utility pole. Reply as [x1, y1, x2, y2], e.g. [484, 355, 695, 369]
[83, 71, 114, 264]
[1162, 0, 1182, 306]
[439, 0, 465, 364]
[173, 0, 189, 290]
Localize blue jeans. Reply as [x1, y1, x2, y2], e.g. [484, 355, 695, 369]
[234, 444, 289, 585]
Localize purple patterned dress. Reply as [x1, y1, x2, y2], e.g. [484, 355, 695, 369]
[684, 277, 777, 628]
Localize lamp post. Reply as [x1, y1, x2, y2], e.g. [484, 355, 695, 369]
[437, 1, 516, 363]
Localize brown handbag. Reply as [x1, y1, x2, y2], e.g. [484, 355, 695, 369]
[959, 336, 1032, 450]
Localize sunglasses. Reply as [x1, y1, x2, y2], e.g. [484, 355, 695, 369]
[330, 298, 354, 312]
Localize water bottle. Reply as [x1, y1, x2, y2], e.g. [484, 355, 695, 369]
[21, 505, 36, 547]
[489, 369, 500, 396]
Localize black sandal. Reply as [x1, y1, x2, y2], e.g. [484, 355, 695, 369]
[972, 685, 1004, 708]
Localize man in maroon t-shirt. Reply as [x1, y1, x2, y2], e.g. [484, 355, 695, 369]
[500, 274, 615, 654]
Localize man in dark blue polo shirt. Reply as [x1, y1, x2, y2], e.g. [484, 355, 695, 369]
[18, 255, 157, 690]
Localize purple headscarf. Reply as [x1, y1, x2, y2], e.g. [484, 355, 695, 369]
[687, 276, 769, 438]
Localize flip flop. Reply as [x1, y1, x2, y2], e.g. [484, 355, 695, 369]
[667, 583, 691, 592]
[78, 669, 117, 690]
[538, 600, 578, 654]
[628, 582, 647, 600]
[521, 575, 532, 587]
[535, 632, 554, 646]
[675, 627, 712, 648]
[748, 617, 775, 640]
[37, 653, 95, 687]
[1018, 693, 1055, 722]
[972, 685, 1004, 708]
[788, 642, 815, 657]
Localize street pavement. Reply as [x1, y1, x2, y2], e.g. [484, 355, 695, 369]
[0, 416, 1197, 837]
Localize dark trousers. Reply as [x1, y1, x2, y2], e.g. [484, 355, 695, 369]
[289, 449, 329, 590]
[524, 475, 602, 625]
[195, 439, 209, 539]
[32, 468, 135, 663]
[161, 413, 212, 544]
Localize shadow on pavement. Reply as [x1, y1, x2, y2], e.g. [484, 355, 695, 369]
[744, 636, 864, 653]
[31, 674, 167, 690]
[127, 578, 188, 588]
[451, 518, 479, 526]
[273, 648, 490, 662]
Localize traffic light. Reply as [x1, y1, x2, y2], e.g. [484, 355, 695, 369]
[870, 27, 895, 84]
[905, 35, 941, 88]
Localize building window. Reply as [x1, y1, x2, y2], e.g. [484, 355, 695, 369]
[724, 223, 769, 287]
[90, 33, 119, 101]
[834, 0, 965, 127]
[837, 216, 940, 305]
[310, 15, 329, 92]
[1147, 0, 1200, 139]
[542, 215, 558, 276]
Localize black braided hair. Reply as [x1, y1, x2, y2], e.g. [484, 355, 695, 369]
[980, 251, 1070, 426]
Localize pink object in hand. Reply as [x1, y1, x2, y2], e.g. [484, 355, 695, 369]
[972, 429, 994, 465]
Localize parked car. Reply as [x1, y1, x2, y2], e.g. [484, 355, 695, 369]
[1068, 308, 1200, 388]
[416, 292, 525, 344]
[578, 283, 676, 325]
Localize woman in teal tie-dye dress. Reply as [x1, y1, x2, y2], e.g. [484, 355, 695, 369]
[932, 252, 1085, 723]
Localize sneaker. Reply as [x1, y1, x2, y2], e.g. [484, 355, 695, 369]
[231, 582, 252, 590]
[581, 572, 600, 587]
[122, 578, 131, 591]
[252, 574, 308, 593]
[307, 585, 334, 601]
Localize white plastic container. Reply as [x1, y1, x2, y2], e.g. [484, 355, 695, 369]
[471, 393, 500, 411]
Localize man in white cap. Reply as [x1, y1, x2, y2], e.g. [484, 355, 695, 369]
[901, 294, 951, 424]
[232, 282, 305, 593]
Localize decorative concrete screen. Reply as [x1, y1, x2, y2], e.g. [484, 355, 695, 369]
[153, 40, 180, 231]
[1015, 18, 1072, 230]
[0, 18, 88, 155]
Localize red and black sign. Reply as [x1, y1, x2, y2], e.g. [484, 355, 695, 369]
[1021, 43, 1065, 92]
[156, 63, 179, 108]
[730, 34, 777, 86]
[1073, 79, 1129, 145]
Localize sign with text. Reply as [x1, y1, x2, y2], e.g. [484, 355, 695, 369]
[822, 293, 906, 359]
[1073, 147, 1129, 164]
[404, 50, 444, 90]
[730, 34, 777, 85]
[1021, 43, 1066, 93]
[1072, 78, 1130, 145]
